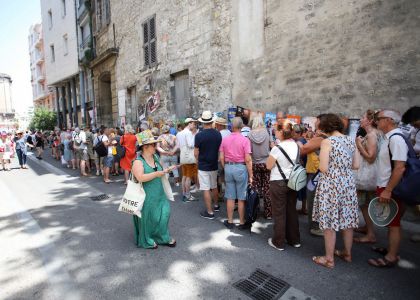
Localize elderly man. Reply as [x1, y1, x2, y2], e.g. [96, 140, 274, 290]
[368, 109, 408, 268]
[177, 118, 198, 202]
[219, 117, 253, 229]
[215, 117, 231, 138]
[195, 111, 222, 219]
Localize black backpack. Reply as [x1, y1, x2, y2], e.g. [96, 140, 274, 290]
[94, 136, 108, 157]
[388, 133, 420, 205]
[115, 136, 126, 158]
[245, 185, 259, 226]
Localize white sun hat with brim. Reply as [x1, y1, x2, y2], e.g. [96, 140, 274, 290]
[198, 111, 214, 123]
[368, 197, 399, 227]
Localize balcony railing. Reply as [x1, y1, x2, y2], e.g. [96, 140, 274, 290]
[80, 35, 91, 50]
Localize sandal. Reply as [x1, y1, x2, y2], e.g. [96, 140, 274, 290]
[334, 250, 352, 262]
[368, 257, 397, 268]
[312, 256, 334, 269]
[353, 236, 376, 244]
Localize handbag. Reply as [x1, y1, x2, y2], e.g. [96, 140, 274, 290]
[275, 145, 307, 191]
[116, 136, 126, 158]
[180, 145, 196, 164]
[118, 172, 145, 217]
[306, 170, 320, 192]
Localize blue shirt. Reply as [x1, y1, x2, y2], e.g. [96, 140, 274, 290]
[194, 128, 222, 171]
[169, 127, 177, 135]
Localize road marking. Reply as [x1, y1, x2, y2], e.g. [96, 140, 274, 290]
[0, 180, 82, 300]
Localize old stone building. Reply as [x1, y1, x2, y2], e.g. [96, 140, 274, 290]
[90, 0, 118, 127]
[109, 0, 419, 125]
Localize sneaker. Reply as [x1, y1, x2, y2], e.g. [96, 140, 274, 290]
[175, 182, 180, 187]
[96, 171, 100, 176]
[223, 220, 234, 229]
[292, 243, 301, 248]
[268, 238, 284, 251]
[310, 229, 324, 237]
[200, 211, 215, 220]
[238, 223, 251, 231]
[188, 195, 198, 201]
[182, 196, 191, 203]
[213, 205, 220, 212]
[190, 187, 198, 193]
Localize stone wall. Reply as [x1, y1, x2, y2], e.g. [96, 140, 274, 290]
[233, 0, 420, 118]
[112, 0, 233, 121]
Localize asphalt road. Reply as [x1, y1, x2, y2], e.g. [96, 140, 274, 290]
[1, 151, 420, 300]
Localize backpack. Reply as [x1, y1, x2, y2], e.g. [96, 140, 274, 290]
[245, 185, 259, 226]
[275, 145, 307, 191]
[115, 136, 126, 158]
[388, 133, 420, 205]
[94, 136, 108, 157]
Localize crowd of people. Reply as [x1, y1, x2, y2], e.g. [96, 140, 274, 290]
[1, 106, 419, 269]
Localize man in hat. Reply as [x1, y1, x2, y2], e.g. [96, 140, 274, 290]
[195, 111, 222, 219]
[177, 118, 198, 202]
[368, 109, 408, 268]
[215, 117, 231, 139]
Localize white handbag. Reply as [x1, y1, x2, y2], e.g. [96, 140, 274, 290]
[118, 173, 145, 217]
[180, 145, 196, 164]
[162, 174, 175, 201]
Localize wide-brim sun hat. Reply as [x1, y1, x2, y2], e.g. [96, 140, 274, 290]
[136, 130, 162, 146]
[214, 117, 228, 126]
[184, 117, 195, 124]
[161, 125, 170, 133]
[198, 111, 214, 123]
[368, 197, 399, 227]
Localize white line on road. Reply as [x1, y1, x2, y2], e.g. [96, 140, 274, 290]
[0, 179, 82, 300]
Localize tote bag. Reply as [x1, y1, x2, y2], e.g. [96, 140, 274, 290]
[162, 175, 175, 201]
[118, 173, 145, 217]
[180, 145, 196, 164]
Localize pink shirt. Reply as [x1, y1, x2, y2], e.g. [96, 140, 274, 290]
[219, 132, 251, 162]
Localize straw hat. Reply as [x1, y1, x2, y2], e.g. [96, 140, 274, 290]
[214, 117, 228, 126]
[136, 130, 162, 146]
[184, 117, 196, 124]
[198, 111, 214, 123]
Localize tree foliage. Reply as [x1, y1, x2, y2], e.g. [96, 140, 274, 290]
[29, 107, 57, 131]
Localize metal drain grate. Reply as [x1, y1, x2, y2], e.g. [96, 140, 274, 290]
[90, 194, 110, 201]
[233, 269, 290, 300]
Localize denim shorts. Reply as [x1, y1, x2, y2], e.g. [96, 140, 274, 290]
[224, 164, 248, 200]
[104, 156, 114, 168]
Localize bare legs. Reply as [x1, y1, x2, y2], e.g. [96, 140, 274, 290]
[226, 199, 246, 224]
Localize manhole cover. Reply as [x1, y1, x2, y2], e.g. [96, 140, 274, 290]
[233, 269, 290, 300]
[90, 194, 110, 201]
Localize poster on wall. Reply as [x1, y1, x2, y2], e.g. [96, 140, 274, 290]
[264, 112, 276, 128]
[138, 104, 146, 121]
[227, 107, 237, 124]
[286, 114, 301, 124]
[146, 91, 161, 114]
[301, 116, 317, 131]
[250, 111, 265, 122]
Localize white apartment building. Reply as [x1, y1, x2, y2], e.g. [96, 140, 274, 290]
[28, 23, 56, 111]
[41, 0, 80, 128]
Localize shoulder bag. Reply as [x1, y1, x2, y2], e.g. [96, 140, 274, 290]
[275, 144, 307, 191]
[118, 172, 145, 217]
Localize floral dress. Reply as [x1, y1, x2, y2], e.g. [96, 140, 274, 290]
[312, 136, 359, 231]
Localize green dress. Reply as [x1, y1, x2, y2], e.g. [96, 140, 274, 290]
[133, 155, 172, 248]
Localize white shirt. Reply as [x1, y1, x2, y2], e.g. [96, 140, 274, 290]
[241, 126, 251, 137]
[410, 127, 420, 155]
[101, 135, 113, 156]
[269, 140, 298, 181]
[376, 128, 408, 188]
[176, 128, 188, 148]
[220, 129, 231, 139]
[78, 131, 87, 150]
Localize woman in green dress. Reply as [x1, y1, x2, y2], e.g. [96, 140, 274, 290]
[131, 130, 177, 249]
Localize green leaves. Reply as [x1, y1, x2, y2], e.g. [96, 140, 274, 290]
[29, 107, 57, 131]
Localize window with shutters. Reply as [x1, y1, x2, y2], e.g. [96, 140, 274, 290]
[143, 16, 157, 68]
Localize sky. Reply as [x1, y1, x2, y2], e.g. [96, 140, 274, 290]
[0, 0, 41, 114]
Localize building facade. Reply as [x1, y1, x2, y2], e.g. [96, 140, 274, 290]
[28, 23, 56, 111]
[41, 0, 81, 129]
[0, 73, 16, 130]
[110, 0, 419, 123]
[90, 0, 118, 127]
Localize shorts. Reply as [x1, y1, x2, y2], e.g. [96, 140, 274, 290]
[104, 156, 114, 168]
[2, 152, 12, 160]
[87, 147, 95, 158]
[181, 164, 197, 178]
[224, 164, 248, 200]
[376, 187, 404, 227]
[198, 170, 218, 190]
[357, 190, 376, 206]
[75, 149, 89, 161]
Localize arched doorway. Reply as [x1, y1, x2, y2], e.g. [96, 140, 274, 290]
[98, 72, 113, 127]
